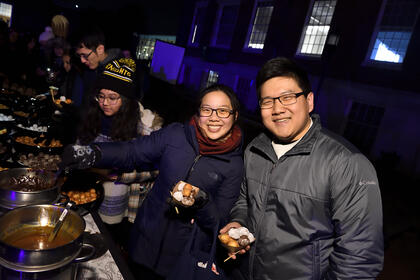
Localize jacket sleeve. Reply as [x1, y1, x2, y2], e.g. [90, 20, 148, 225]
[325, 153, 384, 279]
[195, 161, 244, 230]
[93, 125, 172, 171]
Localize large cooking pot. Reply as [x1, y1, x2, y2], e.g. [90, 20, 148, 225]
[0, 168, 64, 209]
[0, 204, 92, 272]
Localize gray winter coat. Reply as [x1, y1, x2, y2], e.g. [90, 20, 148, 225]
[230, 114, 383, 280]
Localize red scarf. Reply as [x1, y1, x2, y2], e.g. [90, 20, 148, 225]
[190, 117, 242, 155]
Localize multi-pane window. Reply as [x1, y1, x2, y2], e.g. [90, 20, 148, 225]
[212, 3, 239, 48]
[190, 2, 208, 46]
[0, 2, 12, 26]
[343, 102, 385, 155]
[369, 0, 419, 63]
[136, 35, 176, 61]
[246, 1, 274, 49]
[297, 0, 337, 56]
[206, 70, 219, 87]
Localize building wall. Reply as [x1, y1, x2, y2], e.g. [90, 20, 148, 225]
[178, 0, 420, 177]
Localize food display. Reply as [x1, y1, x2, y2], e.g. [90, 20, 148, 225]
[218, 227, 255, 253]
[0, 128, 6, 135]
[62, 188, 98, 205]
[0, 113, 14, 121]
[54, 96, 72, 105]
[15, 135, 63, 148]
[9, 172, 51, 192]
[18, 153, 61, 170]
[13, 111, 30, 118]
[0, 104, 8, 109]
[171, 181, 200, 207]
[16, 123, 48, 133]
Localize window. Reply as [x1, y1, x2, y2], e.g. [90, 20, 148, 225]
[0, 2, 12, 27]
[206, 70, 219, 87]
[189, 1, 208, 46]
[245, 0, 274, 50]
[136, 35, 176, 61]
[297, 0, 337, 56]
[343, 102, 385, 155]
[368, 0, 419, 64]
[211, 1, 239, 48]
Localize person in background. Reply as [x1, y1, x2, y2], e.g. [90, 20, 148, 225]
[75, 57, 162, 247]
[221, 57, 384, 280]
[59, 83, 244, 279]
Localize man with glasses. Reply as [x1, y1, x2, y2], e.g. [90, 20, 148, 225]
[73, 27, 123, 110]
[221, 57, 383, 279]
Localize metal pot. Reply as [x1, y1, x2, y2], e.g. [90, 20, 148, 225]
[0, 204, 90, 272]
[0, 168, 64, 209]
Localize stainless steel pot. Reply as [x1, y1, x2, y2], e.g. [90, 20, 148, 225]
[0, 168, 64, 209]
[0, 204, 90, 272]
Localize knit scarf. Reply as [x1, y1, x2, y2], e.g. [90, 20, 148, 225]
[190, 117, 242, 155]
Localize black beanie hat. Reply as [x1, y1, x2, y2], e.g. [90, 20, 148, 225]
[95, 58, 136, 98]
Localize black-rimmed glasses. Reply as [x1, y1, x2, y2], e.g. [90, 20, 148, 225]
[259, 91, 309, 109]
[77, 50, 93, 60]
[94, 94, 121, 105]
[199, 107, 234, 118]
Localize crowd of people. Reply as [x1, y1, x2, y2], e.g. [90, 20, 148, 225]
[1, 15, 384, 280]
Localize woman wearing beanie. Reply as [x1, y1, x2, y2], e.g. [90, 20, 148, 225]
[76, 57, 163, 238]
[60, 83, 244, 279]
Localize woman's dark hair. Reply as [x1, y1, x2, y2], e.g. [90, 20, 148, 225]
[78, 94, 140, 144]
[256, 57, 312, 99]
[196, 84, 240, 122]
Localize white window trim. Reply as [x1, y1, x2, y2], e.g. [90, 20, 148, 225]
[188, 1, 209, 48]
[210, 0, 241, 49]
[295, 0, 336, 59]
[362, 0, 407, 69]
[243, 0, 273, 53]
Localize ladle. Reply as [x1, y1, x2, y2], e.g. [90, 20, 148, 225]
[48, 201, 74, 242]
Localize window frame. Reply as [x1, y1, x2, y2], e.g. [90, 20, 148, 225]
[210, 0, 241, 49]
[243, 0, 274, 53]
[295, 0, 337, 58]
[188, 1, 209, 48]
[363, 0, 419, 68]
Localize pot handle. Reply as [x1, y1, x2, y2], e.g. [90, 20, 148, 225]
[54, 193, 70, 206]
[74, 243, 96, 263]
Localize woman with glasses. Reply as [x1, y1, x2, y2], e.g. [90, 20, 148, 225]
[60, 83, 243, 279]
[75, 57, 163, 245]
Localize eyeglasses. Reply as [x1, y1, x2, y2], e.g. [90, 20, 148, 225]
[94, 94, 121, 105]
[259, 91, 309, 109]
[77, 50, 93, 60]
[199, 107, 234, 118]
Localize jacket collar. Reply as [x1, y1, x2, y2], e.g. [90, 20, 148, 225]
[184, 121, 243, 161]
[250, 114, 321, 162]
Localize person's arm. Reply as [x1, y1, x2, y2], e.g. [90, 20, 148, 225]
[60, 125, 173, 171]
[94, 126, 168, 171]
[325, 153, 384, 279]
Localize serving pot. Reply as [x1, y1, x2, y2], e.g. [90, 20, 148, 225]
[0, 168, 64, 210]
[0, 204, 93, 273]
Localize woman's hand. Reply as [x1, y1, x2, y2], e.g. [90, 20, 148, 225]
[59, 144, 101, 170]
[220, 222, 250, 259]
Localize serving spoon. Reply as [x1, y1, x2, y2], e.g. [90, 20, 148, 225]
[48, 201, 74, 242]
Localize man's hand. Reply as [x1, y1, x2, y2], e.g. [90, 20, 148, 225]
[59, 144, 101, 170]
[220, 222, 250, 259]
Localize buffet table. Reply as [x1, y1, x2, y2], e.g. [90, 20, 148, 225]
[76, 211, 135, 280]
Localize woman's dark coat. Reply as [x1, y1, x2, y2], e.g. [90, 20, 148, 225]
[95, 122, 244, 276]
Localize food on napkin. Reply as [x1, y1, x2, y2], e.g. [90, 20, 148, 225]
[171, 181, 199, 207]
[218, 226, 255, 253]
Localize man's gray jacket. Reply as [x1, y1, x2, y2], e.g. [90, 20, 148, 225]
[231, 114, 383, 280]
